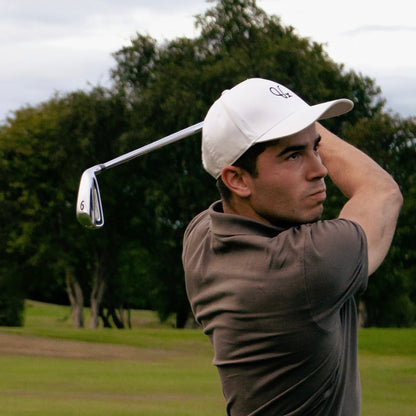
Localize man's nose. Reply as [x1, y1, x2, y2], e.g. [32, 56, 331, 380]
[307, 153, 328, 180]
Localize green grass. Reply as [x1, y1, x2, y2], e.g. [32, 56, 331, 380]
[358, 328, 416, 416]
[3, 301, 211, 354]
[0, 301, 223, 416]
[22, 299, 178, 330]
[0, 355, 222, 416]
[0, 301, 415, 415]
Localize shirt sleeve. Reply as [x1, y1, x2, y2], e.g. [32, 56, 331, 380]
[301, 219, 368, 329]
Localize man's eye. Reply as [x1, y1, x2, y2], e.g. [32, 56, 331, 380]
[288, 152, 300, 160]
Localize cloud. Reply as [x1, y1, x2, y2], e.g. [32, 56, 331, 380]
[343, 25, 416, 36]
[374, 70, 416, 117]
[0, 0, 207, 45]
[0, 1, 210, 122]
[0, 0, 414, 122]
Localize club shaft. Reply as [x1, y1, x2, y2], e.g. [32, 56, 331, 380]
[97, 121, 203, 173]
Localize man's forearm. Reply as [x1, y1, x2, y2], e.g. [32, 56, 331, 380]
[316, 123, 398, 200]
[316, 122, 402, 275]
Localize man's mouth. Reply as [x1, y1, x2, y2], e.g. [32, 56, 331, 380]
[309, 187, 327, 201]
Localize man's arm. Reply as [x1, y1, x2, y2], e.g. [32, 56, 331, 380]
[316, 123, 403, 276]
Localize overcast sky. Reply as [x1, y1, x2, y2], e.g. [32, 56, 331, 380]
[1, 0, 415, 124]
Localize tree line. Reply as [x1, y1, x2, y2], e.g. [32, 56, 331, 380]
[1, 0, 415, 328]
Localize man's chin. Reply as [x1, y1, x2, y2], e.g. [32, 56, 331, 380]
[298, 208, 324, 225]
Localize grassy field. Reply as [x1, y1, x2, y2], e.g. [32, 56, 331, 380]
[0, 301, 415, 416]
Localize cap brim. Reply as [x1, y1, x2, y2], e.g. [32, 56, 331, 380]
[256, 98, 353, 144]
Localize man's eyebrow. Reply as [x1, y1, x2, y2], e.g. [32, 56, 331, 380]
[277, 135, 322, 157]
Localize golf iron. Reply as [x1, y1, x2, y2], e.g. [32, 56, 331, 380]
[76, 121, 203, 229]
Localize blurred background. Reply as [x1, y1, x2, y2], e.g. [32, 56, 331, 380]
[1, 0, 415, 329]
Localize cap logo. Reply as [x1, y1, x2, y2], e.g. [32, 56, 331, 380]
[269, 84, 292, 99]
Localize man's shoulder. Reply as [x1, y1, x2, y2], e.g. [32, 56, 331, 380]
[270, 218, 365, 243]
[279, 218, 367, 260]
[303, 218, 366, 242]
[184, 208, 211, 240]
[184, 207, 367, 251]
[300, 218, 368, 271]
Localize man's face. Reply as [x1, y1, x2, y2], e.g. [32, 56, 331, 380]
[244, 124, 328, 227]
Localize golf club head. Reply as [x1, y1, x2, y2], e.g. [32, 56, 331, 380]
[76, 166, 104, 228]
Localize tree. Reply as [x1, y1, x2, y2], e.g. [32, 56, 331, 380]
[0, 88, 130, 327]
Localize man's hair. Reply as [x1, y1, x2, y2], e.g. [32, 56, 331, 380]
[216, 142, 268, 202]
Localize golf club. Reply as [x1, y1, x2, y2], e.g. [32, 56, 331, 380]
[76, 121, 203, 229]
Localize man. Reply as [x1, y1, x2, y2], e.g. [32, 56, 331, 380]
[182, 78, 402, 415]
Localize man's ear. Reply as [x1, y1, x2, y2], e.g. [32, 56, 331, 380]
[221, 166, 251, 198]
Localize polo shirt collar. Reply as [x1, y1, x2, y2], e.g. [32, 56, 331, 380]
[209, 201, 285, 238]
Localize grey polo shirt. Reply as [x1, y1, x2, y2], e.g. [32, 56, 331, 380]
[183, 201, 368, 416]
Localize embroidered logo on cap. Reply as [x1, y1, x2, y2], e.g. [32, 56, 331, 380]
[269, 85, 292, 99]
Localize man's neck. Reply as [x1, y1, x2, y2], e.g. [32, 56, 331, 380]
[222, 198, 273, 226]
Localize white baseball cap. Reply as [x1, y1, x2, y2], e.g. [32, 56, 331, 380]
[202, 78, 353, 178]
